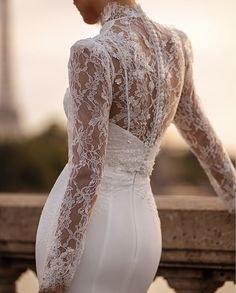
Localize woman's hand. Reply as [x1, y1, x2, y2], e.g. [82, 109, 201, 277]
[39, 286, 64, 293]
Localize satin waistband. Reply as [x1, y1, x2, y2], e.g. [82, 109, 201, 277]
[102, 164, 150, 186]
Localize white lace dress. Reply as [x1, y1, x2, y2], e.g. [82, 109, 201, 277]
[35, 2, 236, 292]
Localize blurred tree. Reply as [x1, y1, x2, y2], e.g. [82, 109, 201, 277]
[0, 122, 67, 193]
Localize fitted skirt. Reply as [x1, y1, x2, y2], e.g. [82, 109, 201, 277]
[35, 164, 162, 293]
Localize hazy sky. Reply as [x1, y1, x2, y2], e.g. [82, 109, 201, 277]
[8, 0, 236, 153]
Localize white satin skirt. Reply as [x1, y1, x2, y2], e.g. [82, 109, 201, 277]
[35, 163, 162, 293]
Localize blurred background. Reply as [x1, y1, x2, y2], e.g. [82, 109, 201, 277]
[0, 0, 235, 292]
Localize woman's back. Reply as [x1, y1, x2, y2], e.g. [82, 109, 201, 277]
[72, 3, 186, 146]
[103, 7, 185, 145]
[36, 2, 236, 292]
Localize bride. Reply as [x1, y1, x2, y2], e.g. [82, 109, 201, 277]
[35, 0, 236, 292]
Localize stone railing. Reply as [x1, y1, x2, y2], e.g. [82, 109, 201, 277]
[0, 193, 235, 293]
[155, 195, 235, 292]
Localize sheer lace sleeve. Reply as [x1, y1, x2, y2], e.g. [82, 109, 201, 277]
[38, 40, 113, 291]
[172, 30, 236, 213]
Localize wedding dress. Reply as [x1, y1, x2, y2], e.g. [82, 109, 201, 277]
[35, 2, 236, 292]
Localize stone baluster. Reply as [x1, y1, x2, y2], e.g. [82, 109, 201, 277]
[157, 267, 233, 293]
[0, 263, 25, 293]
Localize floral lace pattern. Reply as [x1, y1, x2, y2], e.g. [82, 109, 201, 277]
[172, 29, 236, 213]
[38, 1, 236, 291]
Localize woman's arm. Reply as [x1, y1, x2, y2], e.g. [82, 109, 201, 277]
[38, 39, 113, 291]
[172, 29, 236, 213]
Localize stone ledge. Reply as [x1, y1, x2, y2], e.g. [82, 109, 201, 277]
[0, 193, 235, 267]
[155, 195, 227, 211]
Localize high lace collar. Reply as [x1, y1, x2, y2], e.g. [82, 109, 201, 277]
[100, 1, 143, 26]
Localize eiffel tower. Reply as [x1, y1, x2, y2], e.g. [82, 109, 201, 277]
[0, 0, 21, 140]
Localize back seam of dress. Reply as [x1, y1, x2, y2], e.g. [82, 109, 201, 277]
[118, 171, 138, 293]
[120, 171, 139, 293]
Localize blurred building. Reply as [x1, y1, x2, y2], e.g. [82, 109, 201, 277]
[0, 0, 21, 140]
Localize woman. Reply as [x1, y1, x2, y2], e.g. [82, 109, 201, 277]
[35, 0, 236, 292]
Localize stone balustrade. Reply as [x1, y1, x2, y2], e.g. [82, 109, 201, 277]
[155, 195, 235, 292]
[0, 193, 235, 293]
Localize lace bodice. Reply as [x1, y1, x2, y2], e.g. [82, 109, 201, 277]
[39, 2, 236, 291]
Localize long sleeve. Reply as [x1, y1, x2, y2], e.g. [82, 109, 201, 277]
[172, 29, 236, 213]
[38, 40, 113, 291]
